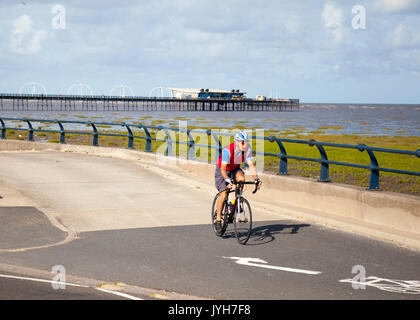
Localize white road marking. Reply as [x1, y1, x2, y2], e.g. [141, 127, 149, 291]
[95, 287, 143, 300]
[340, 277, 420, 294]
[0, 273, 143, 300]
[221, 257, 322, 275]
[0, 273, 88, 288]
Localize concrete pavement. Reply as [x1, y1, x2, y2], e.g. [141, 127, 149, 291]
[0, 151, 281, 247]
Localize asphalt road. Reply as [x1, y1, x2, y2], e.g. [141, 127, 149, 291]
[1, 220, 420, 300]
[0, 272, 135, 300]
[0, 151, 419, 300]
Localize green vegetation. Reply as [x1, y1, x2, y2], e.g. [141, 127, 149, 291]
[318, 126, 345, 130]
[261, 132, 419, 196]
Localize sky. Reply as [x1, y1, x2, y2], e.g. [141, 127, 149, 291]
[0, 0, 420, 103]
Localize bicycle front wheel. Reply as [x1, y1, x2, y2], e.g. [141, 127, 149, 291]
[233, 197, 252, 245]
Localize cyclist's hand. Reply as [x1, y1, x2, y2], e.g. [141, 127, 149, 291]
[225, 178, 233, 189]
[255, 177, 262, 189]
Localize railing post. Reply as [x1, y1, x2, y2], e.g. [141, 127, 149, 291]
[271, 136, 288, 175]
[25, 119, 34, 141]
[123, 123, 133, 149]
[141, 125, 152, 152]
[89, 121, 98, 146]
[186, 129, 195, 160]
[206, 129, 213, 164]
[55, 120, 66, 144]
[367, 149, 380, 190]
[158, 126, 173, 156]
[211, 131, 222, 163]
[309, 139, 330, 182]
[357, 144, 380, 190]
[0, 119, 6, 139]
[364, 145, 381, 190]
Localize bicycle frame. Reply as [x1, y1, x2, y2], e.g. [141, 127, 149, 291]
[226, 181, 258, 221]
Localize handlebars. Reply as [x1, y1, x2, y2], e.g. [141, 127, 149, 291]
[230, 180, 260, 194]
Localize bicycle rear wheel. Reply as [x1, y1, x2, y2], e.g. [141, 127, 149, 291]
[211, 193, 228, 236]
[233, 197, 252, 245]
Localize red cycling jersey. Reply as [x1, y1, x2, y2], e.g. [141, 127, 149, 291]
[216, 142, 251, 171]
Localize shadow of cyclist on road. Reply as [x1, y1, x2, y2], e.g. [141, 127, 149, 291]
[222, 223, 310, 245]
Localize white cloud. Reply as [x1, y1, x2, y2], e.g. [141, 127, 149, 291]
[322, 3, 344, 44]
[1, 1, 419, 102]
[10, 15, 46, 54]
[374, 0, 420, 13]
[389, 23, 420, 48]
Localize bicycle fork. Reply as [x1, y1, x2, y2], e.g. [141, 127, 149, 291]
[229, 194, 242, 222]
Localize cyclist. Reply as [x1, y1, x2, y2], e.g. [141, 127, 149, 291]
[214, 130, 262, 234]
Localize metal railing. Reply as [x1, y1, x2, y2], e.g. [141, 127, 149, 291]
[1, 117, 419, 190]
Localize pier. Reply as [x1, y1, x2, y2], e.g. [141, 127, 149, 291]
[0, 93, 299, 112]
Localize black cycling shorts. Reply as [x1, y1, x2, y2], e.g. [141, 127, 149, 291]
[214, 165, 244, 193]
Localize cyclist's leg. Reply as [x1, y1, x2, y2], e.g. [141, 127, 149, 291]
[234, 168, 246, 218]
[214, 165, 228, 221]
[216, 190, 227, 221]
[234, 167, 245, 182]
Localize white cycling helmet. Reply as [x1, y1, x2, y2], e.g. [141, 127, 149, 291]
[234, 131, 250, 142]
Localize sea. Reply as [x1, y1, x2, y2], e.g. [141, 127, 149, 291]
[0, 103, 419, 137]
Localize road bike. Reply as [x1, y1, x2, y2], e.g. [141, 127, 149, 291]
[211, 180, 259, 245]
